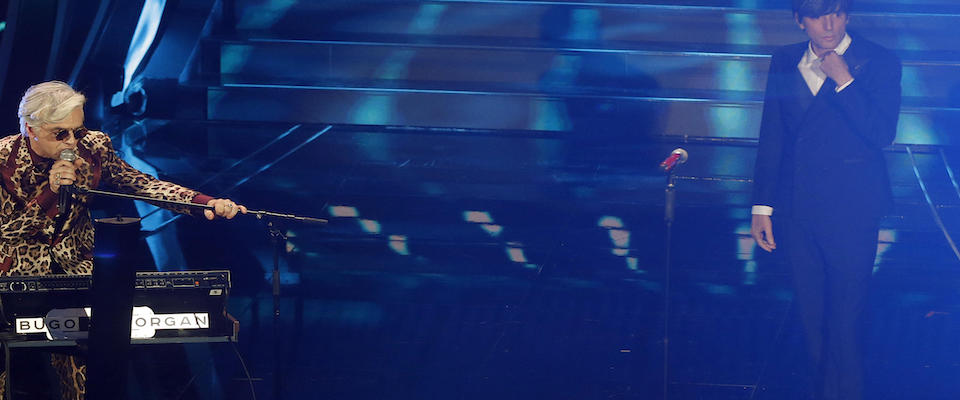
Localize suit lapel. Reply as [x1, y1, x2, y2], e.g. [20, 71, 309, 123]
[5, 136, 35, 204]
[818, 79, 838, 99]
[779, 45, 815, 131]
[790, 66, 815, 114]
[841, 35, 871, 80]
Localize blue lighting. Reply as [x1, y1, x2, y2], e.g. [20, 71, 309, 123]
[464, 211, 493, 223]
[347, 4, 446, 126]
[626, 257, 640, 271]
[116, 125, 184, 270]
[897, 112, 939, 145]
[235, 0, 297, 29]
[263, 271, 301, 285]
[329, 206, 359, 217]
[350, 95, 396, 125]
[735, 223, 755, 261]
[724, 12, 760, 46]
[389, 235, 410, 256]
[568, 8, 600, 41]
[717, 60, 753, 92]
[902, 66, 928, 99]
[481, 224, 503, 237]
[531, 98, 572, 131]
[608, 229, 630, 248]
[734, 0, 761, 7]
[123, 0, 167, 92]
[736, 223, 758, 284]
[875, 229, 897, 266]
[701, 283, 735, 296]
[308, 301, 383, 327]
[896, 31, 927, 52]
[598, 216, 624, 229]
[743, 261, 757, 286]
[220, 45, 253, 79]
[359, 219, 382, 234]
[506, 246, 527, 263]
[411, 4, 446, 33]
[709, 105, 752, 138]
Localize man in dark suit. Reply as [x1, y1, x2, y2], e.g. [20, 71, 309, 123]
[750, 0, 901, 399]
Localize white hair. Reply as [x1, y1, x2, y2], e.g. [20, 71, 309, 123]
[18, 81, 87, 136]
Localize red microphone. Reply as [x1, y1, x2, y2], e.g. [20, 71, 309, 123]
[659, 148, 688, 173]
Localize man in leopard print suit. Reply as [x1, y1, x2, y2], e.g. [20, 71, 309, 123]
[0, 81, 246, 398]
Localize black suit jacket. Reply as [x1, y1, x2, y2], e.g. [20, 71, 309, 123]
[752, 33, 902, 225]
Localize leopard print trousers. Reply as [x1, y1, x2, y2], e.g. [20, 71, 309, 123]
[0, 353, 85, 399]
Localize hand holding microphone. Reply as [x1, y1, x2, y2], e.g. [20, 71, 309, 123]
[52, 149, 82, 215]
[49, 149, 81, 194]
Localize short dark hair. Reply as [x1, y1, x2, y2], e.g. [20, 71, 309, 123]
[793, 0, 851, 21]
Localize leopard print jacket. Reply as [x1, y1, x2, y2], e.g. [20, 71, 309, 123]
[0, 131, 210, 276]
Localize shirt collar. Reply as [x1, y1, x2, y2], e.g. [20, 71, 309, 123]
[801, 32, 852, 65]
[23, 135, 53, 171]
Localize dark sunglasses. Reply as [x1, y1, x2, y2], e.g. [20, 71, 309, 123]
[49, 127, 89, 141]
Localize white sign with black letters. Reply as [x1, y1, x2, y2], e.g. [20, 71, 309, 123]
[15, 306, 208, 340]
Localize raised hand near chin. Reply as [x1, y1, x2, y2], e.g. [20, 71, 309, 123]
[820, 51, 854, 87]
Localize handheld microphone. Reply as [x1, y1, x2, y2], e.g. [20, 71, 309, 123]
[59, 148, 77, 162]
[659, 148, 688, 173]
[58, 149, 77, 214]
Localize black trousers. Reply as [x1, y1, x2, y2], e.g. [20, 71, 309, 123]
[781, 217, 879, 400]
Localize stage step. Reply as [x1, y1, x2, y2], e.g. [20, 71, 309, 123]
[230, 0, 960, 54]
[200, 84, 960, 146]
[214, 38, 960, 107]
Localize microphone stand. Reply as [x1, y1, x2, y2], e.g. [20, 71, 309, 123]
[72, 186, 328, 224]
[252, 212, 324, 400]
[70, 186, 326, 400]
[662, 169, 678, 400]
